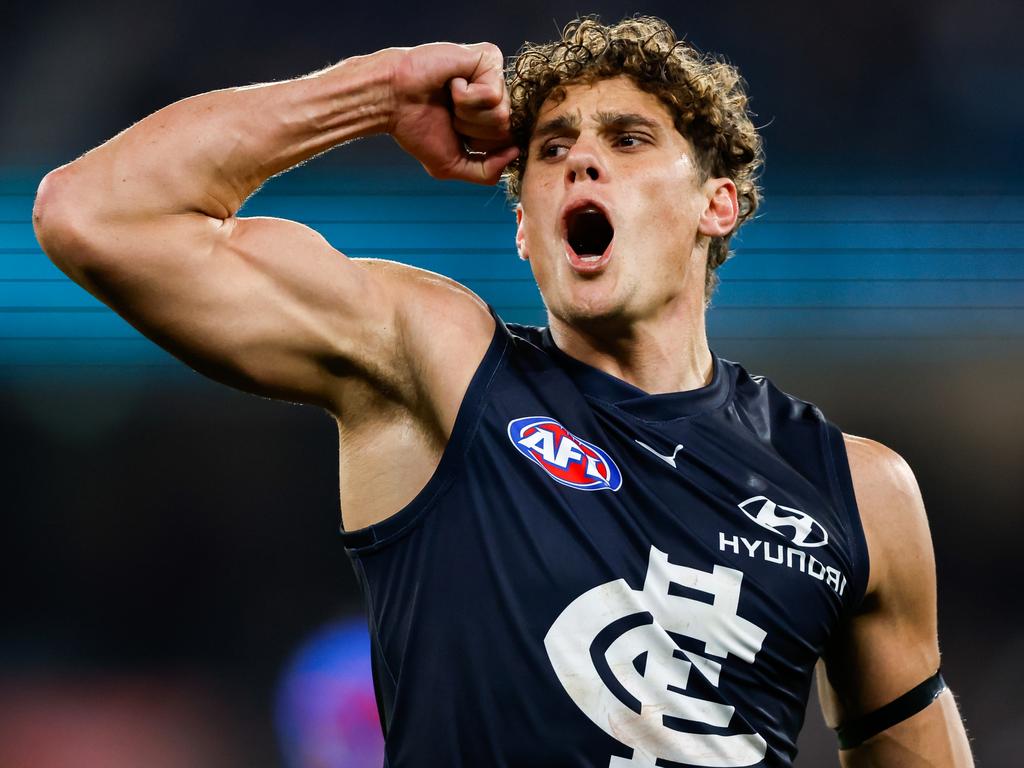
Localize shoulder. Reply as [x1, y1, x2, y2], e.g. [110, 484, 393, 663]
[355, 257, 494, 332]
[843, 434, 920, 503]
[842, 433, 934, 600]
[725, 359, 822, 427]
[330, 258, 496, 425]
[351, 257, 495, 355]
[842, 433, 938, 606]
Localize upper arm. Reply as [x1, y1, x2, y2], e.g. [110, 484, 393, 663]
[73, 212, 394, 407]
[36, 181, 493, 414]
[817, 435, 972, 765]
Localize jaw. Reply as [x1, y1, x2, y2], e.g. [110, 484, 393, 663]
[520, 199, 706, 332]
[538, 244, 709, 339]
[543, 263, 638, 331]
[529, 224, 644, 329]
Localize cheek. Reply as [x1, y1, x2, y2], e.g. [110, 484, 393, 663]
[632, 179, 693, 237]
[519, 183, 560, 248]
[520, 221, 552, 279]
[628, 185, 699, 275]
[523, 208, 560, 255]
[520, 161, 557, 202]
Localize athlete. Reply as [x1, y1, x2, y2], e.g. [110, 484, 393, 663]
[33, 16, 972, 768]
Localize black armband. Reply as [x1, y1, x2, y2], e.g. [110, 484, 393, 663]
[836, 669, 947, 749]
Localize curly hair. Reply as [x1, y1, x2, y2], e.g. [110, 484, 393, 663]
[504, 16, 763, 301]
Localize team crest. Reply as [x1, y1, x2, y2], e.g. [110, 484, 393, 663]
[507, 416, 622, 492]
[545, 546, 768, 767]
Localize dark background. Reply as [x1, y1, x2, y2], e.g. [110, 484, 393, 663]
[2, 1, 1022, 765]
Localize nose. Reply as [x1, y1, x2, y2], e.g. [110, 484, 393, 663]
[565, 139, 604, 185]
[568, 165, 600, 183]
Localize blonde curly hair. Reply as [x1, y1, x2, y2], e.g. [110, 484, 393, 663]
[504, 16, 763, 301]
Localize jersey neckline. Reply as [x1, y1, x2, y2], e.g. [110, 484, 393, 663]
[538, 327, 734, 421]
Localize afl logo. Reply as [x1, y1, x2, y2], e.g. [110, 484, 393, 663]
[738, 495, 829, 548]
[507, 417, 622, 492]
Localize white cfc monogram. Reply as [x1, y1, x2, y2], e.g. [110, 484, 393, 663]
[544, 546, 769, 768]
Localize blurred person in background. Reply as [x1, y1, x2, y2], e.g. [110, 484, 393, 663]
[276, 618, 384, 767]
[32, 14, 973, 768]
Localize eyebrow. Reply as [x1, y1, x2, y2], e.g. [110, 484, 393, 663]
[594, 111, 661, 134]
[531, 111, 661, 143]
[532, 113, 580, 143]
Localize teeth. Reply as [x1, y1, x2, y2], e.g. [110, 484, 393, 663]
[580, 255, 601, 262]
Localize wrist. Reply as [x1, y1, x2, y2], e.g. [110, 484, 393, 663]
[338, 47, 407, 138]
[310, 48, 401, 140]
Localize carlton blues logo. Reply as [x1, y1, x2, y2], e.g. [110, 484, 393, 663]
[546, 546, 769, 767]
[507, 416, 622, 491]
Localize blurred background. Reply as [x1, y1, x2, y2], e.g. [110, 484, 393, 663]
[2, 0, 1022, 765]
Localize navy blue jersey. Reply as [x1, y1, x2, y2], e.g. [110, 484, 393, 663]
[341, 314, 869, 768]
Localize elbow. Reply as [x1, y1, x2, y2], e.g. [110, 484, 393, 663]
[34, 168, 81, 256]
[33, 166, 100, 277]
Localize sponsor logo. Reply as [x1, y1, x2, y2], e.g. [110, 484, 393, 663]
[719, 532, 848, 597]
[507, 416, 622, 491]
[737, 495, 828, 548]
[634, 440, 685, 468]
[546, 546, 768, 767]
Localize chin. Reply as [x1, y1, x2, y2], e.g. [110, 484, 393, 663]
[549, 286, 637, 332]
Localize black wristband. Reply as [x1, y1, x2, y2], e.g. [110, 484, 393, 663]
[836, 669, 947, 749]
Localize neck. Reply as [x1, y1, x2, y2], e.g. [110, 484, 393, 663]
[548, 302, 713, 395]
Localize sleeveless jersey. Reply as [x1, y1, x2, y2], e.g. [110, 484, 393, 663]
[341, 314, 869, 768]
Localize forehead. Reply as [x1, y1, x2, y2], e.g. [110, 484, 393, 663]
[532, 76, 677, 135]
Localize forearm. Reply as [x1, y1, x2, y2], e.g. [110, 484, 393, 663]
[38, 49, 399, 228]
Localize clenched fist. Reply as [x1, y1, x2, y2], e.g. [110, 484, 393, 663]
[386, 42, 519, 185]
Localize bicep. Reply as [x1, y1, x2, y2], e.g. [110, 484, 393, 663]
[818, 436, 972, 764]
[75, 212, 399, 407]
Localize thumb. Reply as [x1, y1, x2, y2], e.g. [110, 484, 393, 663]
[456, 145, 520, 186]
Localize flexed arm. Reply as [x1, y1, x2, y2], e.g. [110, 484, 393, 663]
[32, 44, 516, 410]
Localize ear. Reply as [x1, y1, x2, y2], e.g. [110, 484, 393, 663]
[698, 178, 739, 239]
[515, 204, 529, 261]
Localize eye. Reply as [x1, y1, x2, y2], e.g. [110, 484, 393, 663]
[539, 141, 570, 160]
[614, 133, 648, 149]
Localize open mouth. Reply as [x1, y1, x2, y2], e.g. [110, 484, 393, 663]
[564, 205, 614, 271]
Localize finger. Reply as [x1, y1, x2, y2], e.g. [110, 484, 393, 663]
[464, 41, 506, 87]
[451, 80, 511, 136]
[449, 145, 520, 186]
[452, 92, 510, 123]
[460, 135, 514, 154]
[451, 77, 505, 111]
[452, 115, 512, 143]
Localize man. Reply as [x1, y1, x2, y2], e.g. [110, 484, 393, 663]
[33, 15, 972, 768]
